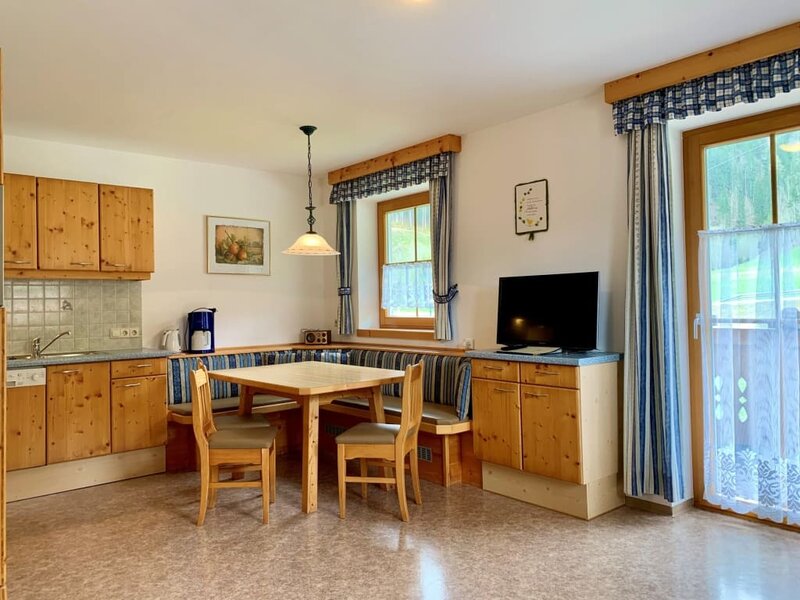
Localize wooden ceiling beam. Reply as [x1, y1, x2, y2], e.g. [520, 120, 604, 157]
[604, 21, 800, 104]
[327, 134, 461, 185]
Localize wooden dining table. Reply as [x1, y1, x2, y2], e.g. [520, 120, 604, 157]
[208, 361, 405, 513]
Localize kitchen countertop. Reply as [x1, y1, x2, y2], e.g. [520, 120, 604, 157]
[466, 349, 622, 366]
[7, 348, 177, 370]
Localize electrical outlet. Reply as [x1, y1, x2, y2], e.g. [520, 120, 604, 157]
[120, 328, 130, 337]
[463, 338, 475, 350]
[129, 327, 140, 338]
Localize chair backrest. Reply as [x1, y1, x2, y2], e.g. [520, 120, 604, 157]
[190, 362, 216, 451]
[397, 361, 424, 451]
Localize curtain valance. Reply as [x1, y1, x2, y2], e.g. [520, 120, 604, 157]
[612, 49, 800, 134]
[329, 152, 452, 204]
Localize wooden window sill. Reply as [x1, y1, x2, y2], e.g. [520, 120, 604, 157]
[356, 328, 436, 341]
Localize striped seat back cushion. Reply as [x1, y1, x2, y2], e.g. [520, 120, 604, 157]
[262, 349, 350, 364]
[346, 350, 472, 421]
[167, 352, 263, 404]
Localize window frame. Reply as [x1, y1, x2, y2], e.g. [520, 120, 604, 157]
[377, 191, 434, 330]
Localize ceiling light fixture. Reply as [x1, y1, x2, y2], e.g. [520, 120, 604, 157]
[283, 125, 339, 256]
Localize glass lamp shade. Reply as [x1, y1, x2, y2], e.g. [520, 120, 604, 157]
[282, 232, 340, 256]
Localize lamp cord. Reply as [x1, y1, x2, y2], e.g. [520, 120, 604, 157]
[305, 131, 316, 234]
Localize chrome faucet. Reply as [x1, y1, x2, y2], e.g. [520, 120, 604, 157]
[32, 330, 72, 358]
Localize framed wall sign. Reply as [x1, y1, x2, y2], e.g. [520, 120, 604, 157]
[207, 216, 271, 275]
[515, 179, 549, 240]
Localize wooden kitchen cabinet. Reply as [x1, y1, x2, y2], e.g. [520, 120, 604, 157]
[100, 184, 154, 273]
[472, 378, 522, 469]
[111, 375, 167, 453]
[46, 362, 111, 463]
[521, 384, 582, 484]
[6, 385, 46, 471]
[37, 177, 100, 271]
[3, 174, 37, 269]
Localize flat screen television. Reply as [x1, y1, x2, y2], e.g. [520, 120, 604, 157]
[496, 271, 598, 352]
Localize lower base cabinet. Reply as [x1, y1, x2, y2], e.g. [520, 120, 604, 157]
[46, 362, 111, 464]
[111, 375, 167, 453]
[6, 386, 46, 471]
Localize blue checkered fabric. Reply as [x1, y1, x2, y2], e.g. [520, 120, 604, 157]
[613, 49, 800, 134]
[346, 350, 472, 421]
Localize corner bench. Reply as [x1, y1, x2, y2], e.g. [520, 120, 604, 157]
[165, 346, 478, 486]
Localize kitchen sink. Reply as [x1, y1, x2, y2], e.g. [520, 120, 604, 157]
[9, 351, 98, 360]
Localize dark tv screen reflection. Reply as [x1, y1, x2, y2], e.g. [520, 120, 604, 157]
[496, 272, 599, 351]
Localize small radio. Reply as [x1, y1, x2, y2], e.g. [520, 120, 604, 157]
[302, 329, 331, 346]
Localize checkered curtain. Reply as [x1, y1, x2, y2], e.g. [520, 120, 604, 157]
[336, 201, 354, 335]
[613, 49, 800, 134]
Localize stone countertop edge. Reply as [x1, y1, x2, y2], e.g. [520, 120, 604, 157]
[7, 348, 178, 370]
[465, 349, 622, 366]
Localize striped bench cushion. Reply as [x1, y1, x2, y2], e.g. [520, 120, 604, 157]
[262, 349, 350, 364]
[167, 352, 264, 405]
[333, 395, 463, 425]
[345, 350, 472, 421]
[169, 394, 298, 416]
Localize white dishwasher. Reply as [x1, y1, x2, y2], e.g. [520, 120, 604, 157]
[7, 367, 47, 389]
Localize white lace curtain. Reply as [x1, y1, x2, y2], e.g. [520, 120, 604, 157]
[381, 262, 433, 311]
[699, 223, 800, 525]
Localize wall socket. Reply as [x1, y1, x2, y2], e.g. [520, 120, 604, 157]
[463, 338, 475, 350]
[110, 327, 141, 338]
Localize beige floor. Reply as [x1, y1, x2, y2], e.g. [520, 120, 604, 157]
[6, 459, 800, 600]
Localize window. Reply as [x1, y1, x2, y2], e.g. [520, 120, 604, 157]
[377, 192, 433, 329]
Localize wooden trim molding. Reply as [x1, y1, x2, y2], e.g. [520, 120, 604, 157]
[5, 269, 151, 281]
[604, 21, 800, 103]
[356, 328, 436, 341]
[327, 134, 461, 185]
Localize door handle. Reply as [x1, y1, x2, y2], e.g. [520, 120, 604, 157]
[4, 259, 31, 264]
[70, 261, 93, 266]
[108, 263, 129, 268]
[536, 370, 559, 376]
[133, 364, 151, 368]
[59, 370, 80, 375]
[693, 313, 702, 340]
[524, 392, 549, 398]
[493, 387, 515, 393]
[484, 366, 504, 371]
[123, 383, 142, 388]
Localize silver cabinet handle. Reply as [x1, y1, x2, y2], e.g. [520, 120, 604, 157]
[493, 387, 515, 393]
[484, 366, 504, 371]
[123, 382, 142, 388]
[59, 369, 80, 374]
[108, 263, 129, 268]
[70, 261, 93, 266]
[5, 259, 31, 264]
[133, 364, 151, 368]
[524, 392, 549, 398]
[536, 370, 559, 376]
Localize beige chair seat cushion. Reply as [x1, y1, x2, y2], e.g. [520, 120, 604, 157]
[333, 395, 463, 426]
[215, 414, 272, 429]
[336, 422, 400, 445]
[208, 426, 277, 450]
[169, 394, 294, 416]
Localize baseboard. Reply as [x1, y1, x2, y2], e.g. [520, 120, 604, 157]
[7, 447, 166, 502]
[625, 495, 693, 516]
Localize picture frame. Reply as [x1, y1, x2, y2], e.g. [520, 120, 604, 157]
[515, 179, 549, 239]
[206, 216, 271, 275]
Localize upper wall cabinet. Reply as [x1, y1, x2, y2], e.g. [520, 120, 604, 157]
[37, 177, 100, 271]
[4, 175, 155, 280]
[4, 174, 38, 269]
[100, 185, 154, 273]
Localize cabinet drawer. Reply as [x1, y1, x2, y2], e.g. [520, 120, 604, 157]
[111, 375, 167, 453]
[521, 385, 582, 484]
[472, 359, 519, 382]
[111, 358, 167, 379]
[520, 362, 579, 389]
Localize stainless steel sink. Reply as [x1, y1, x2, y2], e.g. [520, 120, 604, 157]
[9, 351, 98, 360]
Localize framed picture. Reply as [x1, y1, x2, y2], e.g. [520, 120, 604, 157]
[206, 216, 271, 275]
[515, 179, 549, 239]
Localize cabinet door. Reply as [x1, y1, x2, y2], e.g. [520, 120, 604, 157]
[100, 185, 154, 272]
[471, 378, 522, 469]
[46, 362, 110, 463]
[7, 386, 46, 471]
[521, 385, 583, 484]
[111, 375, 167, 453]
[3, 174, 37, 269]
[37, 177, 100, 271]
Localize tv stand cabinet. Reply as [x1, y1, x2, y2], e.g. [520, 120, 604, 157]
[467, 350, 622, 520]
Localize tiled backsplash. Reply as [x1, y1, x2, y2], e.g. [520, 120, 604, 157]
[4, 280, 143, 356]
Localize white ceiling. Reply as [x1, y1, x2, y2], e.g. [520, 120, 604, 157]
[0, 0, 798, 174]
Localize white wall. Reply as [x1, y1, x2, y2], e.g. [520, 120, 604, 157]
[323, 92, 628, 352]
[5, 135, 329, 349]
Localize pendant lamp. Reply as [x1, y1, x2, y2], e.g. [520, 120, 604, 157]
[283, 125, 340, 256]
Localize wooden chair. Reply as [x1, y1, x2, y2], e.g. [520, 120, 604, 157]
[336, 361, 424, 522]
[191, 363, 277, 526]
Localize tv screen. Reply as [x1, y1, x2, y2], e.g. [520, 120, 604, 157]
[496, 271, 598, 351]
